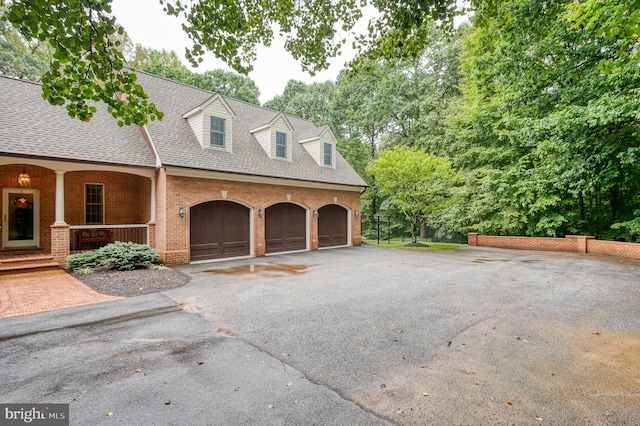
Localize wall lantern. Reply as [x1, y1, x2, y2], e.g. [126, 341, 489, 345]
[18, 170, 30, 187]
[313, 210, 319, 219]
[178, 205, 186, 220]
[354, 211, 360, 219]
[258, 208, 264, 218]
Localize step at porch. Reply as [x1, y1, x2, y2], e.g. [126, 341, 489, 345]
[0, 254, 60, 274]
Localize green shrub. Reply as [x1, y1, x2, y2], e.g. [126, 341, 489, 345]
[97, 241, 159, 271]
[66, 250, 103, 271]
[66, 241, 159, 271]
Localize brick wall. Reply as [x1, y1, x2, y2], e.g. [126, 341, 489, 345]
[64, 171, 151, 225]
[156, 172, 362, 264]
[468, 233, 640, 261]
[587, 239, 640, 259]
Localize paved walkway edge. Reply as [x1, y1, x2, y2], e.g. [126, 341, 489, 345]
[0, 293, 179, 341]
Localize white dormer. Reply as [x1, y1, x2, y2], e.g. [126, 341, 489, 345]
[183, 94, 235, 152]
[250, 113, 294, 162]
[299, 126, 337, 169]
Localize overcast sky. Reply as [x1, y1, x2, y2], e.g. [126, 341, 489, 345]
[110, 0, 370, 104]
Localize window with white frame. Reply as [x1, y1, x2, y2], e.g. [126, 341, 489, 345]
[210, 116, 226, 147]
[85, 183, 104, 225]
[276, 131, 287, 159]
[324, 142, 332, 166]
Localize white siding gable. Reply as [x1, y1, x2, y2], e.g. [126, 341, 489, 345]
[319, 131, 336, 169]
[250, 113, 293, 161]
[186, 113, 203, 146]
[184, 95, 234, 152]
[270, 116, 293, 162]
[253, 127, 271, 157]
[300, 128, 337, 168]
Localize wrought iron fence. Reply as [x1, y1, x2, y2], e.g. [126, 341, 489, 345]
[362, 214, 466, 244]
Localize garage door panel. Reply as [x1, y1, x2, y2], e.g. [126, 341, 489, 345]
[222, 240, 250, 257]
[318, 205, 347, 248]
[265, 203, 306, 254]
[190, 201, 250, 261]
[190, 243, 219, 262]
[284, 236, 305, 251]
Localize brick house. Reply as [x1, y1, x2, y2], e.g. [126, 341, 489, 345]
[0, 72, 366, 269]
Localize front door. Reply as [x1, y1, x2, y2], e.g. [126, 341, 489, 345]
[2, 188, 40, 249]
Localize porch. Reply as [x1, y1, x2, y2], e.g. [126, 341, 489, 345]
[0, 159, 156, 271]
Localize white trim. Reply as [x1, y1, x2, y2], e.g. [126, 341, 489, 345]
[0, 155, 156, 178]
[271, 113, 294, 132]
[182, 94, 236, 119]
[249, 123, 271, 134]
[2, 188, 40, 249]
[68, 224, 149, 229]
[141, 125, 162, 168]
[318, 245, 350, 250]
[54, 170, 66, 225]
[299, 136, 320, 144]
[165, 166, 364, 192]
[265, 249, 309, 256]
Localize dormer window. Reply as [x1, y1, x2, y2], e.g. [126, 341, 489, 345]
[183, 94, 235, 152]
[323, 142, 332, 166]
[210, 116, 226, 148]
[276, 132, 287, 159]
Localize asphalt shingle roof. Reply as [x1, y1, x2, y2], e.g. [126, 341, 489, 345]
[137, 72, 367, 187]
[0, 73, 367, 188]
[0, 76, 157, 167]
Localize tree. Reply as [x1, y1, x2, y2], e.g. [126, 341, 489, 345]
[0, 5, 50, 80]
[446, 0, 640, 239]
[191, 70, 261, 105]
[367, 145, 458, 243]
[2, 0, 162, 126]
[264, 80, 335, 125]
[126, 46, 261, 105]
[263, 80, 308, 111]
[1, 0, 468, 125]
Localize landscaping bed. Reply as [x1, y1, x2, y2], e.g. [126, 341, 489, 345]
[72, 266, 190, 297]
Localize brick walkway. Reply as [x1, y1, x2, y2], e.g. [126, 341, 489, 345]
[0, 270, 122, 319]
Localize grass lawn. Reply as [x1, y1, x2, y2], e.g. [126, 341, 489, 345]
[365, 239, 464, 251]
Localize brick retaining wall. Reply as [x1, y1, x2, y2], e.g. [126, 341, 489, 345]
[468, 233, 640, 261]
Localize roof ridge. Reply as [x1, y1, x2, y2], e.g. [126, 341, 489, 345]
[133, 69, 216, 96]
[0, 75, 42, 87]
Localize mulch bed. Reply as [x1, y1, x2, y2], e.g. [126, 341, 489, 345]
[404, 242, 429, 247]
[71, 266, 191, 298]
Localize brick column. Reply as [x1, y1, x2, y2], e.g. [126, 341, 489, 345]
[147, 222, 156, 249]
[51, 224, 70, 267]
[310, 209, 319, 250]
[468, 232, 479, 246]
[255, 208, 265, 256]
[352, 210, 362, 246]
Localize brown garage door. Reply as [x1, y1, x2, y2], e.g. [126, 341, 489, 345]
[190, 201, 250, 261]
[318, 204, 347, 248]
[265, 203, 306, 253]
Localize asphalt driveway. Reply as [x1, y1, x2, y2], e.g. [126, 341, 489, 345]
[2, 245, 639, 425]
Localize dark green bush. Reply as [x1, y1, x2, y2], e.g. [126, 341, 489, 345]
[99, 241, 159, 271]
[66, 250, 103, 271]
[66, 241, 159, 271]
